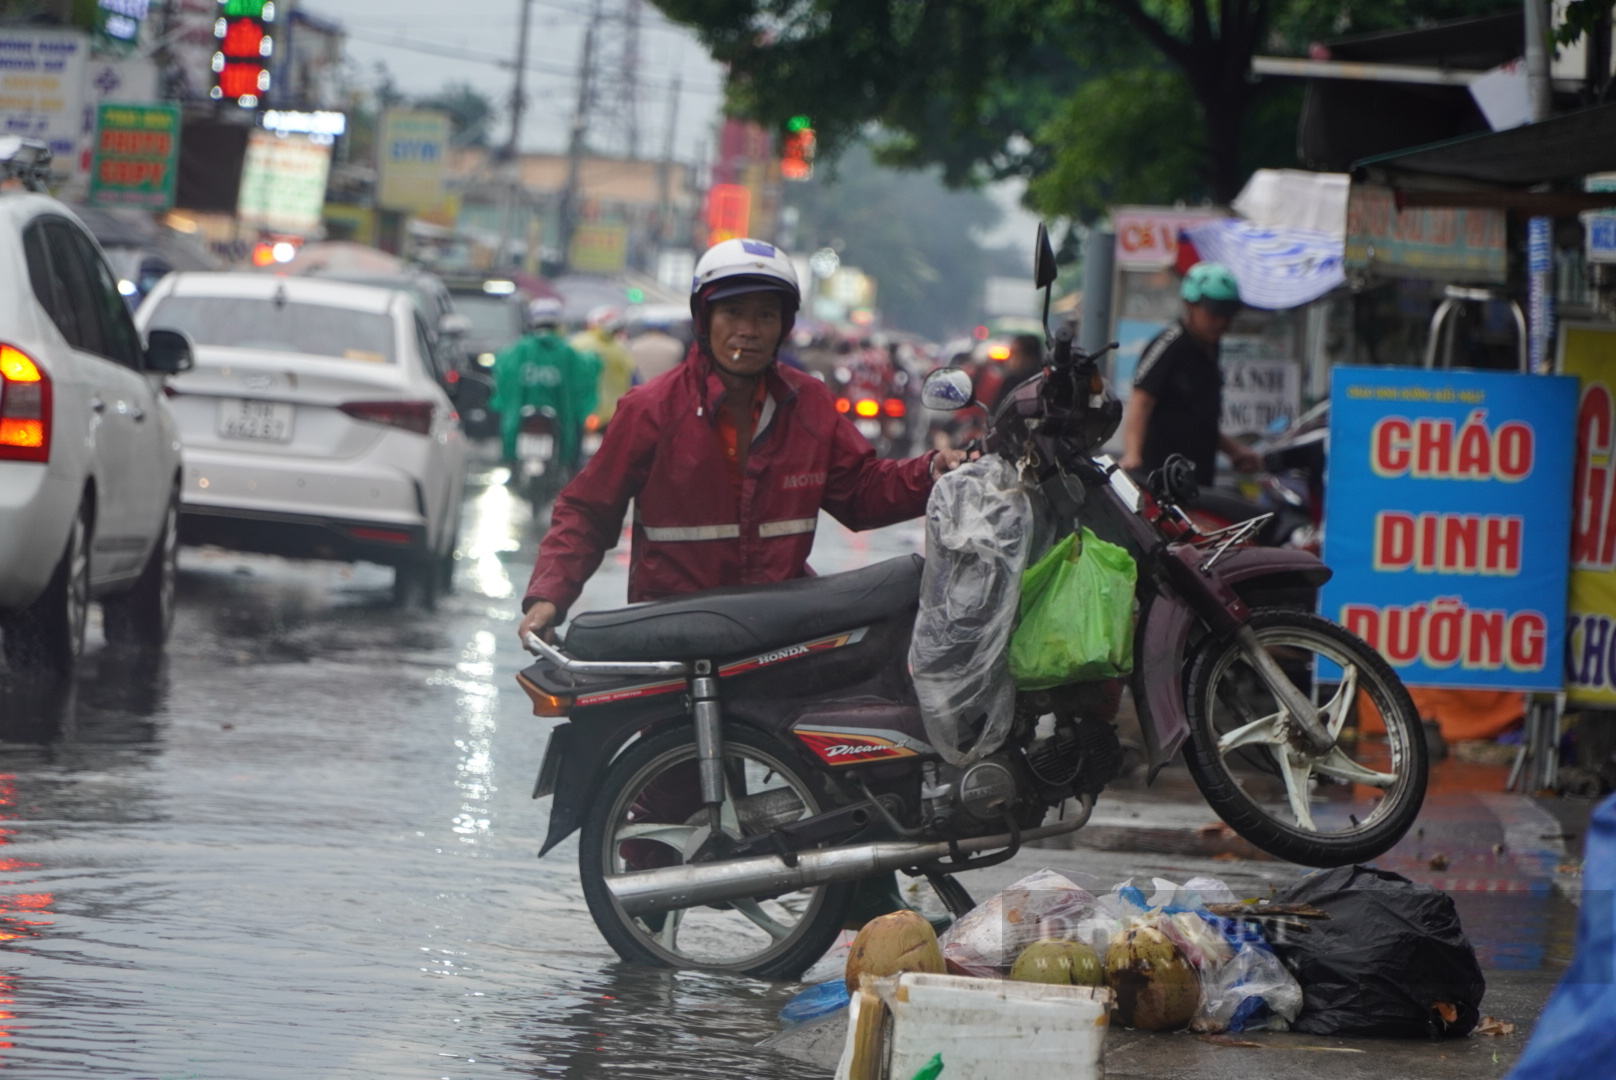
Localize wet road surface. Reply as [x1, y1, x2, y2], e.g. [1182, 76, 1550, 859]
[0, 464, 1582, 1078]
[0, 465, 900, 1079]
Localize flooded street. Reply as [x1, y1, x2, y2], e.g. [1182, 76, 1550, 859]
[0, 465, 916, 1079]
[0, 464, 1583, 1080]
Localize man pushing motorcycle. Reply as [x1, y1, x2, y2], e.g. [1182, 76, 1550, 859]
[516, 237, 965, 648]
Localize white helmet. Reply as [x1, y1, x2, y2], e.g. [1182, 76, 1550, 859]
[527, 296, 564, 329]
[689, 238, 800, 341]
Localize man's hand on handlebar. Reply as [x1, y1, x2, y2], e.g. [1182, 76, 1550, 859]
[518, 600, 559, 652]
[930, 448, 968, 479]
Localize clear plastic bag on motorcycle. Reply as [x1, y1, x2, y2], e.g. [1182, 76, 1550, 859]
[909, 455, 1037, 767]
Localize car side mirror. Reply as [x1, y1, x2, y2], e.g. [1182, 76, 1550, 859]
[921, 367, 975, 411]
[439, 312, 472, 338]
[145, 328, 194, 374]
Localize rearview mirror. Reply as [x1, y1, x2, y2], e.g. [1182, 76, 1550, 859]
[920, 367, 975, 411]
[145, 328, 193, 374]
[439, 312, 473, 338]
[1034, 223, 1058, 290]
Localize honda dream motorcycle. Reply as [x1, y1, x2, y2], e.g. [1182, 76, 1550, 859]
[518, 229, 1427, 979]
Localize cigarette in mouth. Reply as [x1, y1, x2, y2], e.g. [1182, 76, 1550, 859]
[731, 349, 743, 362]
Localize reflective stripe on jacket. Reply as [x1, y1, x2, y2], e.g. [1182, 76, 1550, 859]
[523, 345, 935, 617]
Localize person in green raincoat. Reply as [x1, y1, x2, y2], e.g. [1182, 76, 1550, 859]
[490, 297, 599, 468]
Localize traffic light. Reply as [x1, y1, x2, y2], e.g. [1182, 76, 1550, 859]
[212, 0, 274, 107]
[781, 115, 815, 182]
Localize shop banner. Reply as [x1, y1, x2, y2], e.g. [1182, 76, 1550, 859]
[236, 130, 331, 236]
[1560, 323, 1616, 705]
[1345, 186, 1507, 283]
[1321, 366, 1577, 691]
[87, 103, 179, 210]
[377, 109, 449, 214]
[1111, 207, 1221, 270]
[0, 28, 88, 174]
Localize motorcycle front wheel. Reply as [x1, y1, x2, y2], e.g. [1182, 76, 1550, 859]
[578, 726, 855, 979]
[1182, 608, 1428, 867]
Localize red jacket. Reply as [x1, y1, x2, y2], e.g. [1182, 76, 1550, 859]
[524, 349, 936, 617]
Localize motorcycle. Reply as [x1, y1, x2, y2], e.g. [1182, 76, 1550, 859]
[512, 404, 570, 505]
[516, 234, 1425, 980]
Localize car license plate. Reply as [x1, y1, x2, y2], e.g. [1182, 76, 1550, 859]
[218, 398, 294, 442]
[518, 433, 554, 460]
[856, 419, 882, 439]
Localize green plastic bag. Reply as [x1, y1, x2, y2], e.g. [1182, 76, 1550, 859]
[1008, 528, 1137, 689]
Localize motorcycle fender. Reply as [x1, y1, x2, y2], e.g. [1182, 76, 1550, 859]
[534, 707, 683, 857]
[1132, 547, 1333, 784]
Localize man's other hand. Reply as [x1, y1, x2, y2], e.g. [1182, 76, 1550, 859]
[930, 448, 968, 479]
[518, 601, 559, 651]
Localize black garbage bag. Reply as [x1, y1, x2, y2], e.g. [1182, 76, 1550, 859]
[1271, 864, 1485, 1038]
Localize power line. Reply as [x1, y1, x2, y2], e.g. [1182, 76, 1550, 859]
[343, 28, 722, 96]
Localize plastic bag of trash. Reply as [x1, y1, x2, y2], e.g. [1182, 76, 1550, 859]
[910, 456, 1034, 766]
[1271, 864, 1486, 1037]
[1190, 918, 1303, 1034]
[1008, 528, 1137, 689]
[938, 868, 1109, 976]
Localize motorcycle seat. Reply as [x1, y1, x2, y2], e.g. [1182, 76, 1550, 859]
[564, 554, 924, 662]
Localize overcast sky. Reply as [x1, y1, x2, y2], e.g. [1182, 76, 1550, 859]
[313, 0, 727, 162]
[316, 0, 1040, 254]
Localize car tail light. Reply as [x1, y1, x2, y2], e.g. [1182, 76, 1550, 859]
[346, 525, 414, 545]
[882, 397, 906, 418]
[854, 399, 880, 418]
[339, 400, 433, 435]
[0, 344, 51, 463]
[835, 397, 851, 414]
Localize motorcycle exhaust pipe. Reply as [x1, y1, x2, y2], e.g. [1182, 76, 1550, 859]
[605, 796, 1093, 918]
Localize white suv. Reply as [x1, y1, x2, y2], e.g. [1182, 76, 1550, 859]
[0, 147, 194, 674]
[136, 273, 469, 607]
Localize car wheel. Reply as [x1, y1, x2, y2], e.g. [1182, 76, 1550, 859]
[104, 489, 179, 649]
[391, 556, 438, 612]
[2, 496, 92, 676]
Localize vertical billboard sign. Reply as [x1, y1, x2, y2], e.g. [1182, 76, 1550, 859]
[1321, 366, 1577, 691]
[0, 29, 89, 174]
[1559, 323, 1616, 705]
[377, 109, 449, 214]
[88, 103, 180, 210]
[236, 129, 332, 235]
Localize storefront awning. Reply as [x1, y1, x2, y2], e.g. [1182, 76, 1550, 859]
[1353, 101, 1616, 186]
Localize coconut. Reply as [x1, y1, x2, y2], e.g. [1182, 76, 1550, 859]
[1008, 939, 1105, 986]
[845, 909, 945, 995]
[1104, 924, 1200, 1030]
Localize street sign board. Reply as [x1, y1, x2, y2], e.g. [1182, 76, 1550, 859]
[1558, 323, 1616, 705]
[377, 109, 449, 214]
[88, 103, 180, 210]
[1110, 207, 1221, 270]
[0, 28, 88, 175]
[236, 129, 331, 235]
[1321, 366, 1577, 691]
[1344, 186, 1507, 283]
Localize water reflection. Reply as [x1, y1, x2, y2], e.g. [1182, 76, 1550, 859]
[511, 963, 824, 1079]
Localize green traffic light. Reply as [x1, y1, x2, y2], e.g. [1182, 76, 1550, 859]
[787, 115, 811, 133]
[626, 287, 645, 304]
[222, 0, 268, 15]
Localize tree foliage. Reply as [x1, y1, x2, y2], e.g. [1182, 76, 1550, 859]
[782, 144, 1020, 338]
[415, 82, 498, 148]
[652, 0, 1518, 220]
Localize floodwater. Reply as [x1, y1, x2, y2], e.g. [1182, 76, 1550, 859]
[0, 466, 923, 1079]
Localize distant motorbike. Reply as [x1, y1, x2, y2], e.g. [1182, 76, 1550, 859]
[513, 405, 570, 504]
[834, 349, 913, 458]
[1173, 402, 1328, 552]
[516, 253, 1424, 978]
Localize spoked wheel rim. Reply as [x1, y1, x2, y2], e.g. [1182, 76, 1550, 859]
[600, 741, 829, 970]
[1198, 623, 1417, 840]
[65, 511, 89, 660]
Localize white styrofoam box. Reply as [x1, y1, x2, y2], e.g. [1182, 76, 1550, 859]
[835, 972, 1111, 1080]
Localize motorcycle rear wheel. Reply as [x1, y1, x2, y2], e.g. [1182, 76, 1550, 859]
[578, 726, 855, 979]
[1182, 608, 1427, 867]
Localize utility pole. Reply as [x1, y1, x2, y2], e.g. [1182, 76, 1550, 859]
[656, 74, 681, 246]
[557, 0, 603, 272]
[622, 0, 642, 159]
[494, 0, 535, 270]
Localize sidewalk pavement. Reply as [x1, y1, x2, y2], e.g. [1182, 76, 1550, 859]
[762, 754, 1591, 1079]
